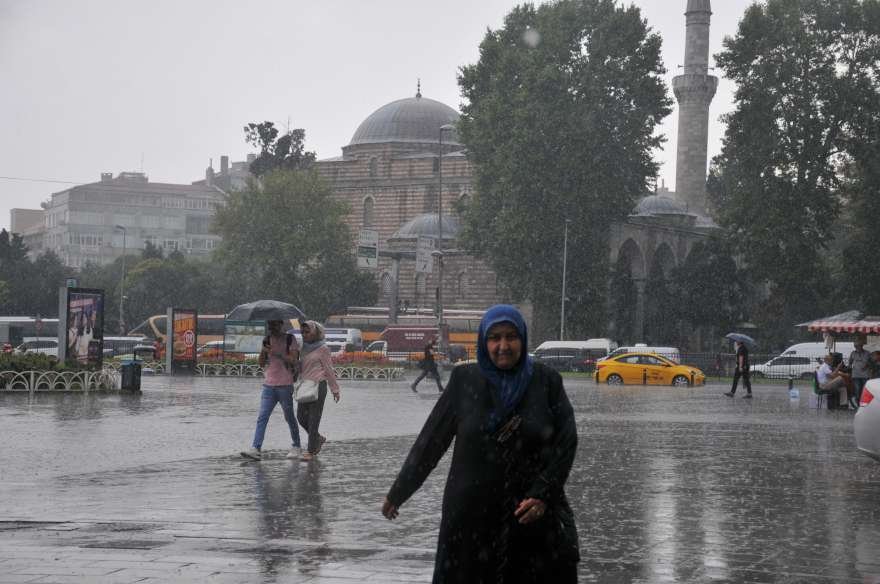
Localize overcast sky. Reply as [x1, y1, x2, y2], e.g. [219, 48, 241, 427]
[0, 0, 754, 231]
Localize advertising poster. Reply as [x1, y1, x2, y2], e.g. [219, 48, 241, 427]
[65, 288, 104, 368]
[223, 321, 267, 361]
[171, 308, 198, 373]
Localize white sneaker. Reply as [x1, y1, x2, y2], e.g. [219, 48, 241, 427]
[240, 447, 261, 460]
[286, 447, 302, 460]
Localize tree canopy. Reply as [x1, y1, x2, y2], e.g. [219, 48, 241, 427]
[708, 0, 880, 340]
[244, 122, 317, 177]
[457, 0, 671, 340]
[212, 169, 377, 319]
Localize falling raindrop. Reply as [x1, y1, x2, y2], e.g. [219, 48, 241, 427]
[522, 27, 541, 48]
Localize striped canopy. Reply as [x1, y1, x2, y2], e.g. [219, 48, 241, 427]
[807, 320, 880, 334]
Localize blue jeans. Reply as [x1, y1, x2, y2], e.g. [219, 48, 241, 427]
[251, 385, 301, 449]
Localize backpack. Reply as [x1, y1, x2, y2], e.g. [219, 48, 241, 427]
[263, 333, 294, 353]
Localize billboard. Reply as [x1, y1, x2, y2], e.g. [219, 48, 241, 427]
[65, 288, 104, 368]
[170, 308, 198, 373]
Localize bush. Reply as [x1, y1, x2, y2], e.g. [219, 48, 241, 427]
[0, 353, 90, 372]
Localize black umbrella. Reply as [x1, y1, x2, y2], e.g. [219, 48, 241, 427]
[226, 300, 307, 322]
[725, 332, 757, 348]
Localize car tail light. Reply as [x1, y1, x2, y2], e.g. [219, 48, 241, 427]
[861, 387, 874, 407]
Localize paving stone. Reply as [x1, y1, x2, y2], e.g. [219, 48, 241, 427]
[0, 376, 879, 583]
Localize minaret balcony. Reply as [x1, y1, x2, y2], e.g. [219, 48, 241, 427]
[672, 74, 718, 102]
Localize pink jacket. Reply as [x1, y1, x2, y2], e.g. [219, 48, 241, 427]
[300, 345, 340, 394]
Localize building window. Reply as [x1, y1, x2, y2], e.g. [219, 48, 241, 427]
[143, 235, 159, 249]
[381, 272, 393, 298]
[432, 157, 440, 174]
[415, 273, 426, 297]
[369, 157, 378, 177]
[457, 272, 467, 298]
[163, 239, 179, 251]
[363, 197, 375, 228]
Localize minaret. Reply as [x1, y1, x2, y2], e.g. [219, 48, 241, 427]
[672, 0, 717, 216]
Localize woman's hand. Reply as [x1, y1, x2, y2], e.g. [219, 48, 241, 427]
[514, 498, 546, 525]
[381, 497, 399, 520]
[332, 390, 340, 403]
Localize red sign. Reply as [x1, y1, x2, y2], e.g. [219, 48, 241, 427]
[172, 309, 197, 364]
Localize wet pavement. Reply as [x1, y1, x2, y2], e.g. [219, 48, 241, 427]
[1, 374, 879, 583]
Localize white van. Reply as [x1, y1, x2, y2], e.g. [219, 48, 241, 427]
[605, 344, 681, 363]
[323, 327, 363, 354]
[532, 339, 618, 372]
[781, 342, 854, 362]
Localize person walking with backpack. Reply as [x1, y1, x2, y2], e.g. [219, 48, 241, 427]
[241, 319, 302, 461]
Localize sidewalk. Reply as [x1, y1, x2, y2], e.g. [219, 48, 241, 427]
[2, 375, 880, 583]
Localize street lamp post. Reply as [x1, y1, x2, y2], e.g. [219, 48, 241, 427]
[114, 225, 126, 334]
[436, 124, 455, 353]
[560, 219, 570, 341]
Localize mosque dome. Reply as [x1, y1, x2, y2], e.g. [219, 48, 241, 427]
[349, 93, 461, 146]
[633, 195, 691, 217]
[390, 213, 460, 241]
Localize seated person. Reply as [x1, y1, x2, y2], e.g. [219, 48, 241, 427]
[817, 353, 849, 408]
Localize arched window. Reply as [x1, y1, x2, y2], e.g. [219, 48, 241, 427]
[363, 196, 375, 228]
[381, 272, 393, 298]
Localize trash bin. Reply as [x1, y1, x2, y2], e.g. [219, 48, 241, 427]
[120, 360, 142, 392]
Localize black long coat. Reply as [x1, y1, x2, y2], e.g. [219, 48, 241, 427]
[387, 362, 580, 584]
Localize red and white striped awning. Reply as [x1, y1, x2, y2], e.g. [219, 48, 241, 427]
[807, 320, 880, 334]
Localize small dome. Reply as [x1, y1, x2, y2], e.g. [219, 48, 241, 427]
[633, 195, 690, 216]
[349, 95, 460, 146]
[391, 213, 460, 240]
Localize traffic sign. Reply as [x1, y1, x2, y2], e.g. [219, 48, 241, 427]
[65, 278, 78, 288]
[357, 230, 379, 269]
[415, 236, 434, 274]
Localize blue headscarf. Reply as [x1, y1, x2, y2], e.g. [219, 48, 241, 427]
[477, 304, 534, 432]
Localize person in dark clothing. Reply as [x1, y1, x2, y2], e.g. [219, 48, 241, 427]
[411, 339, 444, 393]
[724, 341, 752, 398]
[382, 304, 580, 583]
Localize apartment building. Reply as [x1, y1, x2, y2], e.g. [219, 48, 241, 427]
[39, 171, 225, 268]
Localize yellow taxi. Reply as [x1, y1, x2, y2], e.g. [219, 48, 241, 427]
[594, 352, 705, 386]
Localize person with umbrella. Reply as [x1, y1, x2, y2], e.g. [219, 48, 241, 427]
[724, 333, 753, 399]
[232, 300, 307, 462]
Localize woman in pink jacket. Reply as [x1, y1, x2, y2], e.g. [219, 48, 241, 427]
[297, 320, 340, 461]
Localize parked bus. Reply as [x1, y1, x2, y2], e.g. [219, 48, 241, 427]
[0, 317, 60, 346]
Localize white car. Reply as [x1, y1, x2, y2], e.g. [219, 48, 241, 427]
[15, 337, 59, 357]
[751, 355, 819, 379]
[855, 379, 880, 461]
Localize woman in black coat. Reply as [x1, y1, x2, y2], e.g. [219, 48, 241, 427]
[382, 304, 579, 583]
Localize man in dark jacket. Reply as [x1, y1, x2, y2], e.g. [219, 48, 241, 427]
[724, 341, 752, 398]
[411, 339, 443, 393]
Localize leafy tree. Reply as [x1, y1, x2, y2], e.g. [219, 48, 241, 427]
[212, 169, 377, 319]
[670, 239, 751, 346]
[142, 241, 164, 260]
[707, 0, 880, 333]
[244, 122, 317, 177]
[457, 0, 671, 340]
